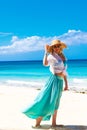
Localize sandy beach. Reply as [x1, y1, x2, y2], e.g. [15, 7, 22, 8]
[0, 86, 87, 130]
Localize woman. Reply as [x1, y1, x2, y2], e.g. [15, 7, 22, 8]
[23, 39, 68, 128]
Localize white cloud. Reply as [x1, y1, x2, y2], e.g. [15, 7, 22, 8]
[0, 30, 87, 54]
[59, 30, 87, 45]
[11, 36, 19, 42]
[0, 36, 52, 54]
[0, 32, 13, 36]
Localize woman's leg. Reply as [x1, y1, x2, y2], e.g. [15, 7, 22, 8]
[35, 117, 42, 127]
[52, 110, 58, 126]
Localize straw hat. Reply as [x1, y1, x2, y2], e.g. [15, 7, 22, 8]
[50, 39, 67, 48]
[48, 39, 67, 53]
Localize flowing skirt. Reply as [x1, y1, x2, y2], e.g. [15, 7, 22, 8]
[23, 74, 63, 120]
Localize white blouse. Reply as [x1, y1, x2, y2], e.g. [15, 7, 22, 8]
[47, 52, 66, 75]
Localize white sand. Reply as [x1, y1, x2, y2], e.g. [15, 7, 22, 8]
[0, 86, 87, 130]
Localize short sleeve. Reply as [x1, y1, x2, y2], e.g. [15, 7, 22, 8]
[47, 55, 54, 66]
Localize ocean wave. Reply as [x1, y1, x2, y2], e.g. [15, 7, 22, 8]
[0, 79, 44, 88]
[68, 78, 87, 94]
[69, 78, 87, 88]
[0, 78, 87, 94]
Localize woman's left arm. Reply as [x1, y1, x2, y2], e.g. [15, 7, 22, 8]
[64, 75, 69, 91]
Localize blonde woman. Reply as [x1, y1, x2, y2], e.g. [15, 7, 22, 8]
[23, 40, 68, 128]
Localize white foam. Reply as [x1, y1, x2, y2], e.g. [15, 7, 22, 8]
[73, 78, 86, 83]
[0, 78, 87, 94]
[0, 79, 44, 88]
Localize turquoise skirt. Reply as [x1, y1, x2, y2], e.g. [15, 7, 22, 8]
[23, 74, 63, 120]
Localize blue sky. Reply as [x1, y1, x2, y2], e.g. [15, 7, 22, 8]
[0, 0, 87, 61]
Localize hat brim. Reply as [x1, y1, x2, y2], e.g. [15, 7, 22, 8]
[47, 41, 67, 53]
[50, 42, 67, 48]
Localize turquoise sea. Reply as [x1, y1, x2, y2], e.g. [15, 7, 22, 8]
[0, 60, 87, 91]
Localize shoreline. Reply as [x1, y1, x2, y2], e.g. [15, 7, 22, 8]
[0, 83, 87, 94]
[0, 85, 87, 130]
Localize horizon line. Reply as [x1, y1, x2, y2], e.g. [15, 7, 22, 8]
[0, 59, 87, 62]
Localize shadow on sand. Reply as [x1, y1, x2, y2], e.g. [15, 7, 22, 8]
[36, 124, 87, 130]
[0, 125, 87, 130]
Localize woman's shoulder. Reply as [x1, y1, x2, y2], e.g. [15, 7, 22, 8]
[47, 54, 53, 58]
[47, 54, 55, 62]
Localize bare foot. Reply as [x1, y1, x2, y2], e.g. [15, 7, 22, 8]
[52, 123, 56, 127]
[32, 125, 41, 128]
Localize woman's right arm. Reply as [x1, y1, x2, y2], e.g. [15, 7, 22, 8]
[43, 45, 49, 66]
